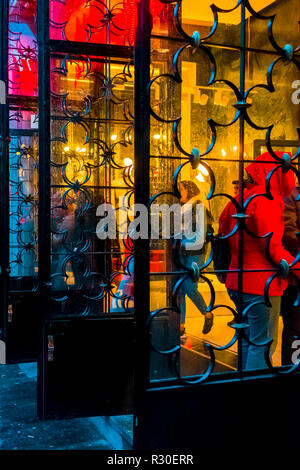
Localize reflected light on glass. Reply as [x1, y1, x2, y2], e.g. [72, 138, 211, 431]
[197, 163, 209, 176]
[196, 172, 205, 183]
[199, 93, 208, 106]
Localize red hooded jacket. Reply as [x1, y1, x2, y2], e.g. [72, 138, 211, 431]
[219, 152, 299, 296]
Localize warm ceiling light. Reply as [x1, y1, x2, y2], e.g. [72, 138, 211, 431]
[124, 158, 133, 167]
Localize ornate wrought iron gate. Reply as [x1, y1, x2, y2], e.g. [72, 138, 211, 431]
[134, 0, 300, 450]
[0, 0, 39, 364]
[37, 0, 137, 418]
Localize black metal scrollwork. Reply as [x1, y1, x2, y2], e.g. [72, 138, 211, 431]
[147, 0, 300, 382]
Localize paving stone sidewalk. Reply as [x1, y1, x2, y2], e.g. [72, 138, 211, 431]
[0, 363, 132, 450]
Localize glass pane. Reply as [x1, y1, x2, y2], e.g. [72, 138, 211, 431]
[247, 0, 300, 52]
[49, 53, 134, 318]
[148, 0, 300, 381]
[8, 0, 39, 292]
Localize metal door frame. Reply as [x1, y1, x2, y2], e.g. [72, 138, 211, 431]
[37, 0, 135, 419]
[133, 0, 300, 450]
[0, 0, 9, 364]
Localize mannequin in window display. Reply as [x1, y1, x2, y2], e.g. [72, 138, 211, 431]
[219, 152, 300, 370]
[178, 180, 214, 345]
[281, 183, 300, 364]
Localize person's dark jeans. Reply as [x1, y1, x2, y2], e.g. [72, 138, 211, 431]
[281, 285, 300, 365]
[228, 290, 280, 370]
[179, 254, 207, 324]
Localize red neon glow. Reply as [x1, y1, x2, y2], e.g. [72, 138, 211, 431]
[50, 0, 139, 45]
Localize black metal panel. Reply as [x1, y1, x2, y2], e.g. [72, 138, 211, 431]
[133, 0, 151, 448]
[6, 291, 39, 363]
[137, 371, 300, 451]
[42, 317, 134, 419]
[49, 39, 133, 58]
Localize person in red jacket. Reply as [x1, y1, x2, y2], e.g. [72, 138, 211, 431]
[219, 151, 298, 370]
[281, 184, 300, 364]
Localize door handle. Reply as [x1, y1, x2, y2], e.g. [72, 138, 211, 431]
[47, 335, 55, 362]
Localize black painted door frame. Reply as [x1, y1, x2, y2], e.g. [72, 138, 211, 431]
[133, 0, 300, 451]
[37, 0, 136, 420]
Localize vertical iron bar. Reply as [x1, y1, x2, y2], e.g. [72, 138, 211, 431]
[237, 1, 246, 375]
[0, 0, 9, 361]
[37, 0, 51, 418]
[133, 0, 151, 450]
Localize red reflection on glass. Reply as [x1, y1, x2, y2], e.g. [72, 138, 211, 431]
[50, 0, 138, 45]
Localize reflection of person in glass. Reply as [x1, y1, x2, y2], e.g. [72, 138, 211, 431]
[178, 180, 214, 345]
[219, 152, 300, 370]
[281, 183, 300, 364]
[51, 194, 76, 290]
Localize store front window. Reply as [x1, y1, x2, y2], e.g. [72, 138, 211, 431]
[143, 0, 300, 382]
[1, 0, 300, 447]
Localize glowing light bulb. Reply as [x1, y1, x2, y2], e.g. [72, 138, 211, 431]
[153, 134, 161, 140]
[111, 134, 117, 141]
[221, 149, 226, 157]
[124, 158, 133, 167]
[79, 148, 86, 153]
[76, 147, 80, 151]
[64, 146, 70, 152]
[233, 146, 238, 152]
